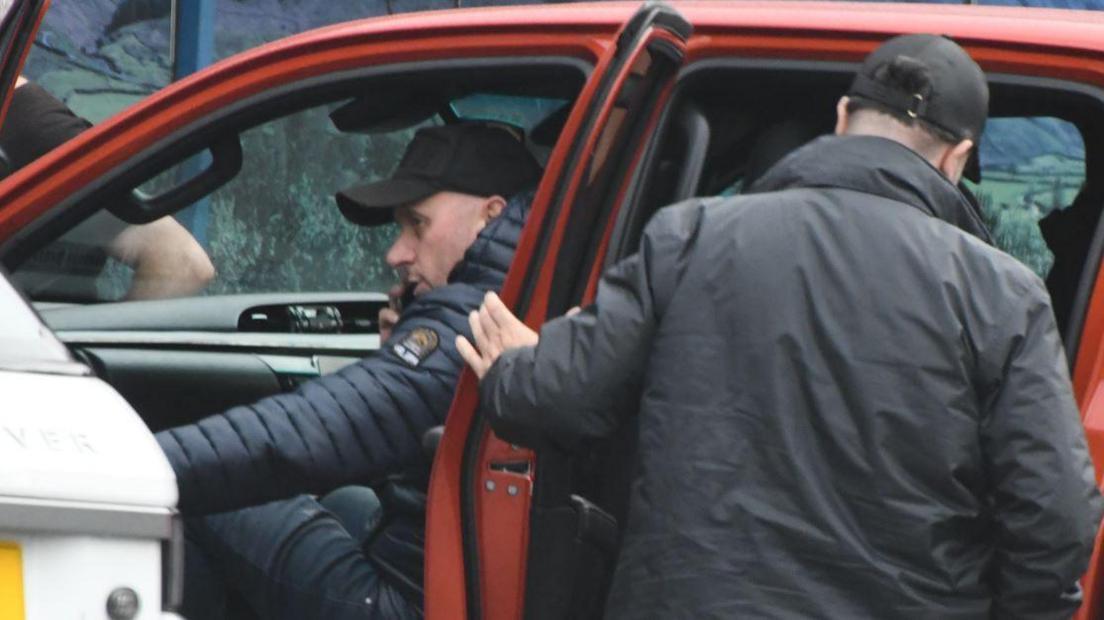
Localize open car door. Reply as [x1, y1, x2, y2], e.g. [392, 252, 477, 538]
[0, 0, 47, 174]
[1072, 226, 1104, 619]
[424, 3, 690, 619]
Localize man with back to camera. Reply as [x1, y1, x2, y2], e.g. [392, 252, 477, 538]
[458, 35, 1104, 618]
[154, 122, 542, 618]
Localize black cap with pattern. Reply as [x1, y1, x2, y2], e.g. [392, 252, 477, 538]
[336, 122, 542, 227]
[848, 34, 989, 143]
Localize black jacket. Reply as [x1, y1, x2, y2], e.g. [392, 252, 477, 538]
[482, 136, 1102, 619]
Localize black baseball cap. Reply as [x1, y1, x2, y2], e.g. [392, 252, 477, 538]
[847, 34, 989, 144]
[336, 122, 542, 227]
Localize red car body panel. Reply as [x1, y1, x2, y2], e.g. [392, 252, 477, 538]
[0, 3, 1102, 619]
[438, 17, 691, 618]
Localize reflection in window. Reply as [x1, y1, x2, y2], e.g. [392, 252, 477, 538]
[451, 94, 568, 133]
[24, 0, 172, 123]
[198, 104, 409, 297]
[966, 117, 1085, 278]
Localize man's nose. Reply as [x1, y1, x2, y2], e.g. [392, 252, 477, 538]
[386, 233, 415, 268]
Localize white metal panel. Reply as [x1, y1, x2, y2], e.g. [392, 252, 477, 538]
[0, 370, 177, 508]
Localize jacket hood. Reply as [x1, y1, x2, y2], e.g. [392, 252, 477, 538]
[750, 135, 992, 243]
[448, 188, 532, 289]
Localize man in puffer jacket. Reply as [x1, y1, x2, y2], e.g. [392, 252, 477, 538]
[156, 122, 540, 619]
[460, 36, 1103, 619]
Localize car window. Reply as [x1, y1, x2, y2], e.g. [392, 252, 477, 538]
[12, 93, 566, 304]
[23, 1, 411, 125]
[22, 0, 173, 124]
[0, 273, 69, 365]
[659, 65, 1089, 285]
[966, 116, 1085, 279]
[451, 94, 568, 132]
[140, 103, 409, 299]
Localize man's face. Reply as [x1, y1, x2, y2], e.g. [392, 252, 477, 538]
[386, 191, 503, 296]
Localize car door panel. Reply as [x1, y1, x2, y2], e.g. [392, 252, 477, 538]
[1070, 222, 1104, 619]
[425, 4, 689, 619]
[506, 26, 688, 620]
[1076, 378, 1104, 620]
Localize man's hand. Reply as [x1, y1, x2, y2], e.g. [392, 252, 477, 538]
[379, 283, 404, 342]
[456, 291, 538, 379]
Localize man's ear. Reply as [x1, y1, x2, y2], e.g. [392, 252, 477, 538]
[483, 195, 507, 222]
[834, 96, 850, 136]
[938, 139, 974, 183]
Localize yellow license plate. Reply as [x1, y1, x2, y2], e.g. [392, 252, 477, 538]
[0, 542, 23, 620]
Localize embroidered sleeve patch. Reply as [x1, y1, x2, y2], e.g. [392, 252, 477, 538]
[392, 327, 440, 367]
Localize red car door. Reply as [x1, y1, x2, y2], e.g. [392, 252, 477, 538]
[424, 3, 690, 619]
[431, 5, 1104, 619]
[1071, 245, 1104, 619]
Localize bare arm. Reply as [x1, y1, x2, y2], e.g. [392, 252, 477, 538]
[108, 216, 216, 300]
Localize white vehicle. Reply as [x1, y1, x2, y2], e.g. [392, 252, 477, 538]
[0, 276, 182, 618]
[0, 2, 185, 617]
[0, 3, 184, 615]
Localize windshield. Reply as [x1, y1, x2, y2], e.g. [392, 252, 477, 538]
[0, 272, 71, 365]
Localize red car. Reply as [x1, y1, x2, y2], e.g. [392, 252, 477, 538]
[0, 1, 1102, 618]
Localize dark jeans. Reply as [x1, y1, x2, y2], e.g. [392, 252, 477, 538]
[180, 488, 418, 620]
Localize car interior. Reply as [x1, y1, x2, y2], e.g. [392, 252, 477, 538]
[630, 62, 1104, 351]
[521, 61, 1104, 618]
[0, 59, 589, 431]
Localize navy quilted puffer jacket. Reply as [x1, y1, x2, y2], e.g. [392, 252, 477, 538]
[156, 191, 530, 515]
